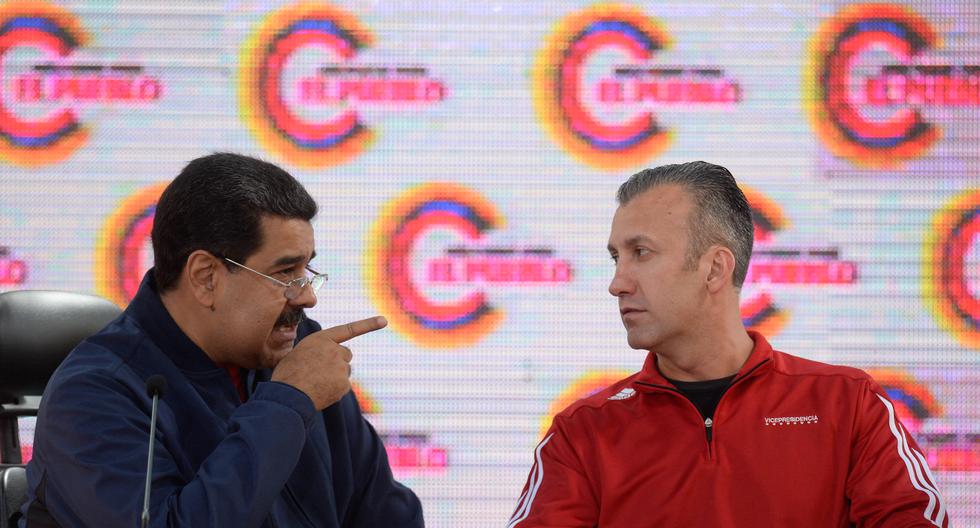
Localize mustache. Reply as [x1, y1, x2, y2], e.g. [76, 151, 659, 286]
[275, 309, 306, 327]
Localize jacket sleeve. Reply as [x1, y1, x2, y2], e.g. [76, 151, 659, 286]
[29, 369, 316, 528]
[507, 418, 599, 527]
[335, 390, 424, 527]
[845, 378, 949, 527]
[292, 317, 422, 526]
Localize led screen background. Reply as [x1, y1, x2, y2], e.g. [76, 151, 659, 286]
[0, 0, 978, 525]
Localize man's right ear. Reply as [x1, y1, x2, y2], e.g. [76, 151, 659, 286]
[184, 250, 219, 309]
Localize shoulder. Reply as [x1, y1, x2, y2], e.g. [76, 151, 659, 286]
[768, 349, 873, 387]
[34, 324, 155, 452]
[42, 315, 158, 406]
[553, 371, 643, 424]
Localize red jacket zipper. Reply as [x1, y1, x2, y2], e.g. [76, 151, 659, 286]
[635, 358, 772, 460]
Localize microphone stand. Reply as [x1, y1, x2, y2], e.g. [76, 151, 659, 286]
[141, 375, 167, 528]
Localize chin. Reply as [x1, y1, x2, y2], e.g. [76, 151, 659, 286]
[258, 346, 291, 370]
[625, 334, 650, 350]
[625, 329, 659, 351]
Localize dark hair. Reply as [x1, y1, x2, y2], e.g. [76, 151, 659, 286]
[616, 161, 754, 288]
[151, 152, 318, 291]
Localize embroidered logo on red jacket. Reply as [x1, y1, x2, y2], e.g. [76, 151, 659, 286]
[763, 415, 820, 426]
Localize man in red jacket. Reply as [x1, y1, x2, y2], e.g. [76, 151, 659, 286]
[509, 161, 948, 527]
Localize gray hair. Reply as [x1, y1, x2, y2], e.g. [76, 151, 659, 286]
[616, 161, 754, 288]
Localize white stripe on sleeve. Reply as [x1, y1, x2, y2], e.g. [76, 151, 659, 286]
[906, 424, 947, 526]
[508, 433, 554, 527]
[876, 394, 945, 527]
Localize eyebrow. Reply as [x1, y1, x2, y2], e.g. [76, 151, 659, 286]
[272, 250, 316, 268]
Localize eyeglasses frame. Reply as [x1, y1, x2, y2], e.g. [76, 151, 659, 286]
[222, 257, 327, 300]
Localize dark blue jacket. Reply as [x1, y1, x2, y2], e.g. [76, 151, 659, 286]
[21, 273, 423, 527]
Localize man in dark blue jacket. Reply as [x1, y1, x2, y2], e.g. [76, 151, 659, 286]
[21, 153, 424, 527]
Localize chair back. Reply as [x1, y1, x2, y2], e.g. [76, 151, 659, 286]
[0, 465, 26, 528]
[0, 291, 121, 464]
[0, 290, 121, 402]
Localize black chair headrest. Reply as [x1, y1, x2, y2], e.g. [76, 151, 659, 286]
[0, 291, 121, 402]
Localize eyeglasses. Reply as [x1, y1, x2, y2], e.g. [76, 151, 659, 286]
[223, 258, 327, 300]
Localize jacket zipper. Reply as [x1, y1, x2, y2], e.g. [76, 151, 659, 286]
[635, 358, 771, 459]
[630, 382, 712, 455]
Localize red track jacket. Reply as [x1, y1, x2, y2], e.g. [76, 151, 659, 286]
[509, 332, 948, 527]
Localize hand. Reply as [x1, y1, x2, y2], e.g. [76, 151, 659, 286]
[271, 316, 387, 410]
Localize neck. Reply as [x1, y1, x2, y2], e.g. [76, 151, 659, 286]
[656, 333, 753, 381]
[654, 307, 754, 382]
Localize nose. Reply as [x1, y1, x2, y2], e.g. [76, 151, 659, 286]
[289, 282, 318, 309]
[608, 265, 634, 297]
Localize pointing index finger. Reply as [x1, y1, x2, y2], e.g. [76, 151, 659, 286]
[322, 316, 388, 343]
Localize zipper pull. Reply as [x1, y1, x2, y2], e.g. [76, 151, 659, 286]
[705, 417, 713, 444]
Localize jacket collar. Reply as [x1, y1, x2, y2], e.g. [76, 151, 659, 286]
[634, 331, 774, 390]
[123, 269, 223, 373]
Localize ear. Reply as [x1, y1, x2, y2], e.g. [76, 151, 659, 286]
[705, 245, 736, 294]
[184, 250, 220, 308]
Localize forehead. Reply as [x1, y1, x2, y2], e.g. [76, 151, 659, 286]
[609, 184, 693, 245]
[249, 216, 315, 265]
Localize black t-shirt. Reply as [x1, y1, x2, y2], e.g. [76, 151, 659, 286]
[667, 375, 736, 420]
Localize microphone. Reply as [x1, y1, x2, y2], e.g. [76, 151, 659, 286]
[141, 375, 167, 528]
